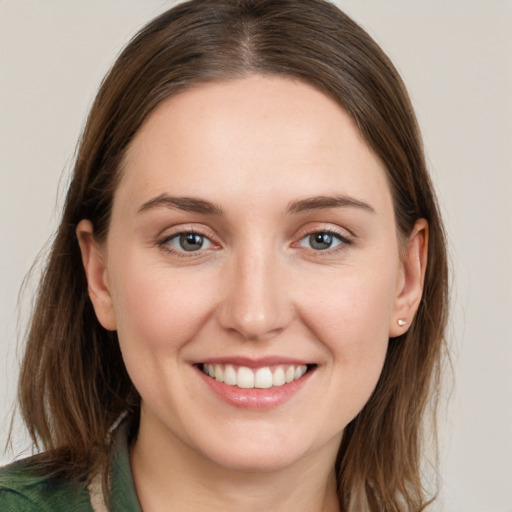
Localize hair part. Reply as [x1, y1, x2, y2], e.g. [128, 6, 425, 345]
[15, 1, 448, 510]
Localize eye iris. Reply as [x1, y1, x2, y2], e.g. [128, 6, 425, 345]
[309, 232, 333, 250]
[179, 233, 204, 251]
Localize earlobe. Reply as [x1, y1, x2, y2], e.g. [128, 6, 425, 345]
[76, 220, 117, 331]
[389, 219, 428, 338]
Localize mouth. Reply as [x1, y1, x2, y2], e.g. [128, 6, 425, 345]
[199, 363, 316, 389]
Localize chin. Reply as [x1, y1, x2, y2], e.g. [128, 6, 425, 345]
[192, 424, 341, 474]
[207, 445, 307, 473]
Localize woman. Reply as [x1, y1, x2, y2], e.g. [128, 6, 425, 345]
[0, 0, 448, 510]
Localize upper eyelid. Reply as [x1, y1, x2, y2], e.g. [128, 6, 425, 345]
[156, 223, 354, 247]
[291, 224, 355, 255]
[294, 223, 354, 241]
[296, 230, 352, 248]
[168, 232, 213, 248]
[162, 231, 216, 245]
[158, 223, 217, 240]
[299, 226, 350, 238]
[158, 230, 218, 258]
[157, 226, 219, 251]
[293, 231, 353, 259]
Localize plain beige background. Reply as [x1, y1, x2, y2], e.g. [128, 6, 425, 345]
[1, 1, 511, 510]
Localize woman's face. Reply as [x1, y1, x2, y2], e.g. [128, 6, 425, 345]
[80, 75, 424, 473]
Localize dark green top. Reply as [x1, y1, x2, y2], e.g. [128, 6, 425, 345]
[0, 423, 142, 511]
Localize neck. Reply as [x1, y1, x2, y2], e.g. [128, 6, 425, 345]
[130, 416, 341, 512]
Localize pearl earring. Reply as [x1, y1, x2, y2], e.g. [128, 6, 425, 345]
[397, 319, 407, 327]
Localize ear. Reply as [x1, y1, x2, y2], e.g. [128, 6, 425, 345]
[389, 219, 429, 337]
[76, 220, 117, 331]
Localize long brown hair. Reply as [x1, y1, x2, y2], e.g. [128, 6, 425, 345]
[15, 1, 448, 510]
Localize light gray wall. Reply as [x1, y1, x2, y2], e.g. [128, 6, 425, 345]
[1, 1, 511, 510]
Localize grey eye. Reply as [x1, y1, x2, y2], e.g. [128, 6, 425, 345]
[299, 232, 343, 251]
[169, 233, 212, 252]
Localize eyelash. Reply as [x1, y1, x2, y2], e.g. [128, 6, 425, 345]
[295, 228, 352, 256]
[158, 229, 216, 258]
[157, 228, 353, 258]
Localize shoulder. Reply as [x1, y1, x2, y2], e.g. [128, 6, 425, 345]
[0, 459, 93, 512]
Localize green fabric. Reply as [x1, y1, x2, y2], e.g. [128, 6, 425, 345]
[0, 422, 142, 511]
[0, 464, 93, 512]
[109, 422, 142, 512]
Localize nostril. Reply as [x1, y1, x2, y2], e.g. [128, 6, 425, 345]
[218, 308, 289, 342]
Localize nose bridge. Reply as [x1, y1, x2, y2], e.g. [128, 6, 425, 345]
[218, 237, 291, 340]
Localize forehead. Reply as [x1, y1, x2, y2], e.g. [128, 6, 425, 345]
[118, 75, 392, 215]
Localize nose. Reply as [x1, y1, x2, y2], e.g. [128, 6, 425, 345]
[217, 245, 293, 341]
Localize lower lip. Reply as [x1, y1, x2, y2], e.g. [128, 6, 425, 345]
[196, 366, 314, 410]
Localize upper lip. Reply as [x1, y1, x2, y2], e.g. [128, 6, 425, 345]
[195, 356, 314, 368]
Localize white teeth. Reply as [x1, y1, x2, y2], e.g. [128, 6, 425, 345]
[202, 363, 309, 389]
[237, 367, 255, 388]
[214, 365, 224, 383]
[224, 365, 237, 385]
[272, 366, 286, 387]
[254, 367, 273, 389]
[294, 366, 306, 379]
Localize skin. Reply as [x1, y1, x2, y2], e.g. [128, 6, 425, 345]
[78, 75, 428, 512]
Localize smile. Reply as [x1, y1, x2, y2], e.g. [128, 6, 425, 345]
[200, 363, 310, 389]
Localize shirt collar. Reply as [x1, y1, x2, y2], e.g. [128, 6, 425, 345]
[108, 419, 142, 511]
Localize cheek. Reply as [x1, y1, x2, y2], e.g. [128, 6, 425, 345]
[298, 264, 396, 413]
[108, 258, 217, 361]
[107, 260, 222, 421]
[301, 262, 396, 344]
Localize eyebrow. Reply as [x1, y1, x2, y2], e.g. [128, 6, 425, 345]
[137, 193, 375, 216]
[286, 195, 375, 214]
[137, 194, 223, 215]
